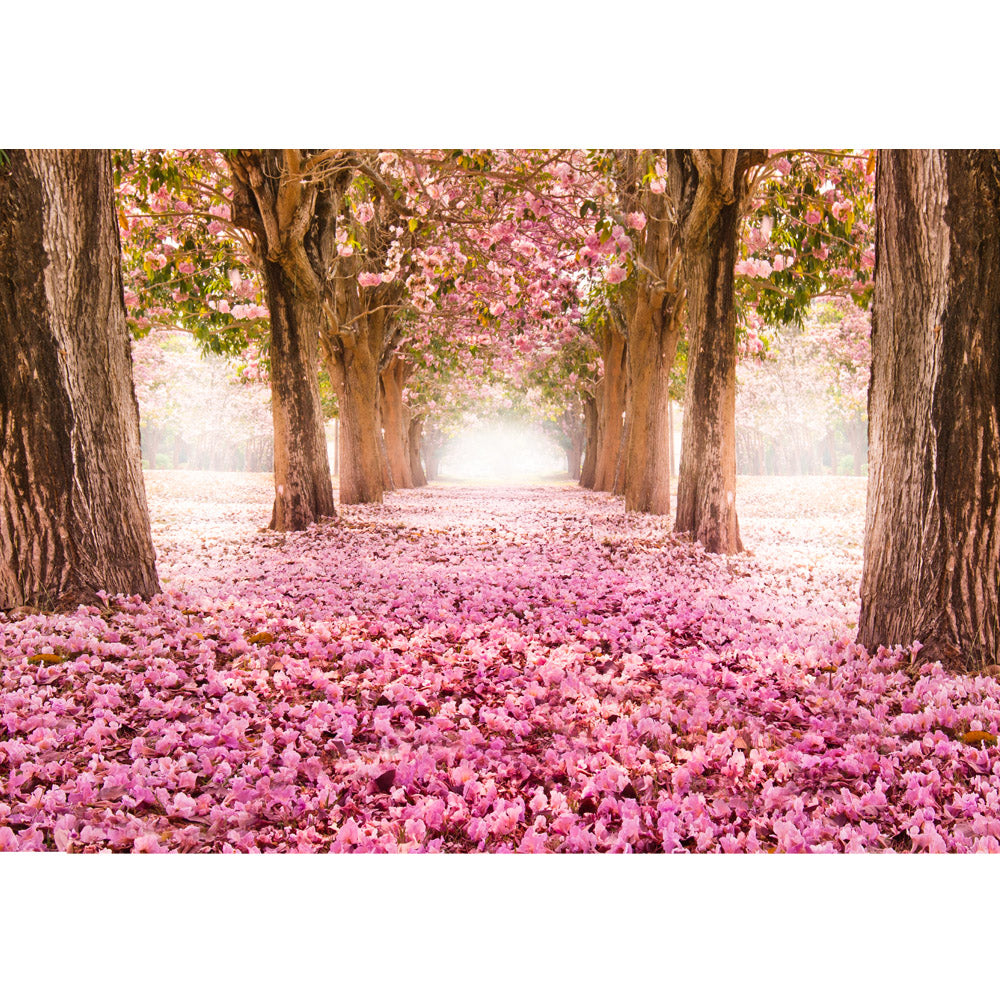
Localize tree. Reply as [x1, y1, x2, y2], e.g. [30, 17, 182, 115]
[0, 149, 159, 608]
[586, 307, 628, 493]
[611, 151, 682, 516]
[226, 150, 337, 530]
[859, 149, 1000, 670]
[380, 354, 415, 489]
[672, 149, 766, 555]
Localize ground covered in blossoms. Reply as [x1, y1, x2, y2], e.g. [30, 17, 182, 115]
[2, 472, 999, 853]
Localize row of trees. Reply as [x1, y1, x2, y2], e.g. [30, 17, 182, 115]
[0, 148, 997, 670]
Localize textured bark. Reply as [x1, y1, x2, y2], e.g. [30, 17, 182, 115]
[593, 321, 628, 492]
[261, 257, 336, 530]
[141, 425, 162, 468]
[565, 441, 583, 480]
[332, 334, 384, 505]
[228, 150, 335, 531]
[846, 418, 867, 475]
[380, 355, 413, 489]
[859, 149, 1000, 669]
[0, 149, 159, 608]
[423, 423, 446, 482]
[624, 301, 677, 514]
[616, 151, 684, 515]
[672, 150, 762, 555]
[408, 415, 428, 487]
[579, 394, 598, 489]
[321, 240, 401, 505]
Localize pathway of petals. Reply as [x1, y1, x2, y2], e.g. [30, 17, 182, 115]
[3, 472, 999, 853]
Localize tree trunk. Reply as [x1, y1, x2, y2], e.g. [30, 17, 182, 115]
[260, 257, 336, 530]
[380, 356, 413, 489]
[0, 149, 160, 609]
[858, 149, 1000, 670]
[408, 415, 427, 487]
[336, 337, 384, 505]
[624, 299, 678, 514]
[615, 151, 684, 515]
[565, 442, 583, 480]
[847, 417, 867, 475]
[228, 150, 335, 531]
[672, 149, 762, 555]
[425, 448, 442, 481]
[594, 322, 628, 492]
[580, 394, 598, 488]
[141, 425, 161, 468]
[667, 398, 675, 477]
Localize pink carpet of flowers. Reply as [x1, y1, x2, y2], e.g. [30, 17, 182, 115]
[3, 472, 999, 853]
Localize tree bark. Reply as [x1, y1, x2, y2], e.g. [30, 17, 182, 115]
[261, 256, 336, 530]
[408, 415, 428, 487]
[580, 393, 598, 488]
[330, 333, 385, 505]
[228, 150, 335, 531]
[593, 321, 628, 492]
[673, 149, 763, 555]
[624, 302, 677, 513]
[141, 425, 161, 468]
[859, 149, 1000, 670]
[380, 355, 413, 489]
[846, 417, 867, 475]
[615, 151, 684, 515]
[0, 149, 160, 609]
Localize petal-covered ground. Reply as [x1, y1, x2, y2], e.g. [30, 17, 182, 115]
[2, 472, 999, 853]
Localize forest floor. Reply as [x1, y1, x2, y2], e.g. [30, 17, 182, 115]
[3, 472, 1000, 852]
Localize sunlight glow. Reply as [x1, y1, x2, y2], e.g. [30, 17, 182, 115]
[438, 420, 567, 481]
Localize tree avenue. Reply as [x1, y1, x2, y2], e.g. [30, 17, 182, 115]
[3, 146, 996, 681]
[0, 149, 159, 609]
[8, 141, 1000, 862]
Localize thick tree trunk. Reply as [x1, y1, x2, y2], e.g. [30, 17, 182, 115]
[380, 356, 413, 489]
[672, 149, 763, 555]
[261, 258, 336, 530]
[674, 189, 743, 554]
[0, 149, 160, 608]
[337, 338, 384, 505]
[616, 151, 683, 515]
[624, 300, 677, 514]
[228, 150, 336, 531]
[859, 149, 1000, 670]
[594, 323, 628, 492]
[580, 394, 598, 488]
[408, 416, 428, 487]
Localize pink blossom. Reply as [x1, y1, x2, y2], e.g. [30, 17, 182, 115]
[357, 272, 382, 287]
[605, 264, 627, 284]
